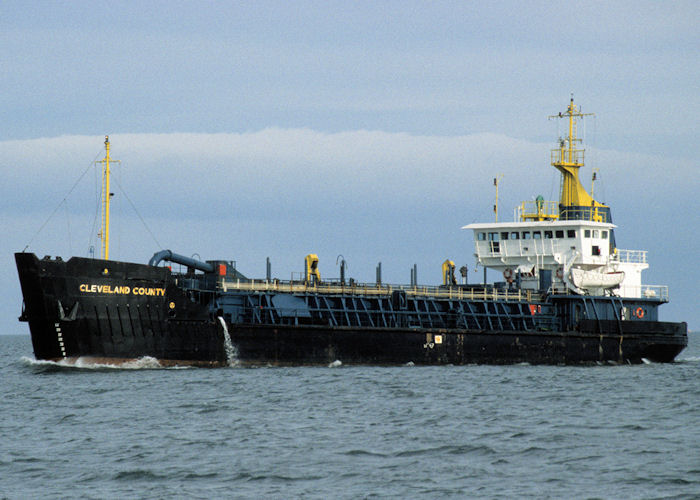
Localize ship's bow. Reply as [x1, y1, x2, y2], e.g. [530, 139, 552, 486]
[15, 252, 67, 359]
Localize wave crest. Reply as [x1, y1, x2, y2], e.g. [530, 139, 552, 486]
[20, 355, 174, 371]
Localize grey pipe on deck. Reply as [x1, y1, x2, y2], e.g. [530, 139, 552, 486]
[148, 250, 215, 273]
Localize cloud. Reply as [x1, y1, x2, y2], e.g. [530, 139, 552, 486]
[1, 130, 539, 213]
[1, 129, 691, 220]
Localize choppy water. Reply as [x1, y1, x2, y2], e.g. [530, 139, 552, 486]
[2, 334, 699, 499]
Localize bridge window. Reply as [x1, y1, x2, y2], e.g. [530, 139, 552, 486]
[567, 229, 576, 238]
[584, 229, 591, 238]
[522, 232, 531, 239]
[593, 230, 599, 238]
[544, 231, 553, 239]
[555, 230, 564, 238]
[602, 231, 608, 239]
[533, 231, 542, 239]
[488, 232, 500, 253]
[501, 232, 509, 240]
[510, 232, 520, 240]
[477, 232, 486, 241]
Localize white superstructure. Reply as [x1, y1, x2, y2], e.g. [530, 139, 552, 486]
[462, 97, 666, 301]
[463, 220, 656, 298]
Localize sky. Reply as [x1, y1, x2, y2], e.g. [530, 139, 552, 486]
[1, 0, 698, 334]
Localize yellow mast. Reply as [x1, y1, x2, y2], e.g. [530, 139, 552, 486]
[549, 96, 605, 216]
[493, 174, 503, 222]
[95, 136, 120, 260]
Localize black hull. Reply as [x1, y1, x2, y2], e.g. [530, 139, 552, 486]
[18, 320, 688, 367]
[16, 253, 688, 366]
[230, 323, 687, 365]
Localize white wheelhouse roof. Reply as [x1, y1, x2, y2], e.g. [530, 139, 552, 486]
[463, 220, 617, 230]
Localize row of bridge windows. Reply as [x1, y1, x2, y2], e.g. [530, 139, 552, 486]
[478, 229, 609, 241]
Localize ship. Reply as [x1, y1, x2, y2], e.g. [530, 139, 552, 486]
[15, 98, 688, 366]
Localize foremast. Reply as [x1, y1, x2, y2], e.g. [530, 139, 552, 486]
[95, 136, 120, 260]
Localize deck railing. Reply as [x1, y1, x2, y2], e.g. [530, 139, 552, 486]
[627, 285, 669, 301]
[518, 200, 559, 221]
[612, 249, 648, 264]
[219, 278, 537, 303]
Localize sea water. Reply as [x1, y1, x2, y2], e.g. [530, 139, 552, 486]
[1, 333, 699, 499]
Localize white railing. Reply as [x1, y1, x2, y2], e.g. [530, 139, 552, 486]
[620, 284, 669, 301]
[641, 285, 668, 301]
[612, 249, 647, 264]
[218, 278, 537, 303]
[476, 239, 567, 259]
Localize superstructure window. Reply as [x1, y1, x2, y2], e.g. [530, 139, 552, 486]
[488, 232, 500, 253]
[478, 233, 486, 241]
[584, 230, 591, 238]
[555, 230, 564, 238]
[602, 231, 608, 239]
[533, 231, 542, 239]
[593, 230, 599, 238]
[501, 232, 509, 240]
[522, 232, 531, 239]
[567, 229, 576, 238]
[510, 232, 520, 240]
[544, 231, 553, 239]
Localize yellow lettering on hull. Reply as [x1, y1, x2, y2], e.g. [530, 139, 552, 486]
[79, 283, 165, 297]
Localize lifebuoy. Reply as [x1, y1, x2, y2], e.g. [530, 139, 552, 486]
[503, 268, 514, 282]
[555, 267, 563, 279]
[635, 307, 645, 319]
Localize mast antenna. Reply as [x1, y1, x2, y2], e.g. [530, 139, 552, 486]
[548, 96, 597, 213]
